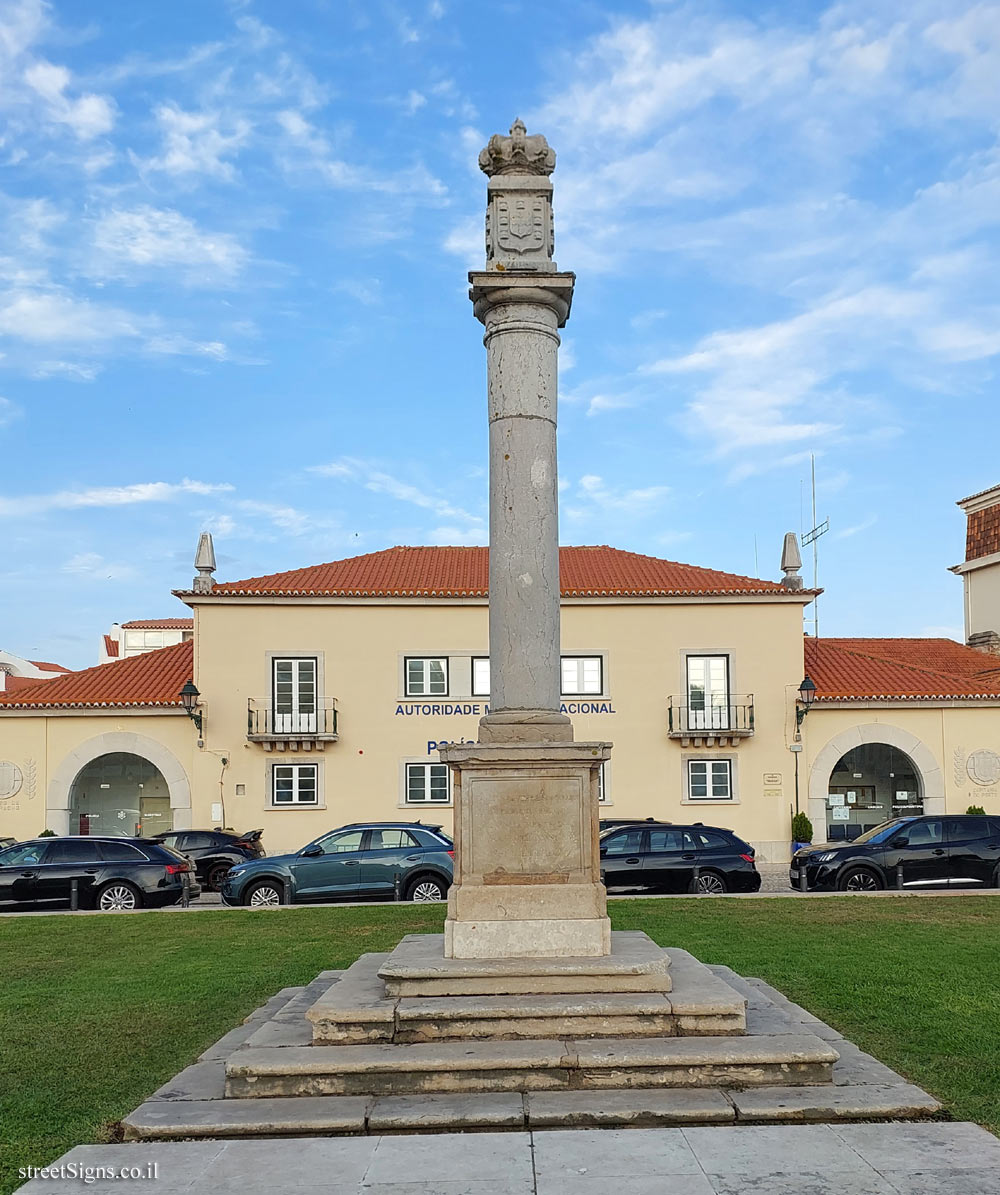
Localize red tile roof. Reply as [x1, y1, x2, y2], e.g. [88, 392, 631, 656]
[29, 660, 71, 673]
[103, 635, 120, 659]
[185, 546, 811, 599]
[805, 638, 1000, 701]
[966, 504, 1000, 562]
[0, 641, 193, 709]
[121, 618, 194, 629]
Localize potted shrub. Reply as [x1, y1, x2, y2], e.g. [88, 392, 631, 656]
[967, 804, 987, 816]
[791, 811, 814, 853]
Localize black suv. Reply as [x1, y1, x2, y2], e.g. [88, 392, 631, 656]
[600, 822, 761, 894]
[0, 836, 200, 911]
[790, 814, 1000, 892]
[152, 829, 265, 891]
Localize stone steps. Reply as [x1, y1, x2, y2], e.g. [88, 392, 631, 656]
[306, 947, 746, 1044]
[123, 1080, 941, 1141]
[225, 1033, 838, 1098]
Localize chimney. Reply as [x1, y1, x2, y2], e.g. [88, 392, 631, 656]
[192, 532, 217, 594]
[780, 531, 803, 590]
[950, 484, 1000, 652]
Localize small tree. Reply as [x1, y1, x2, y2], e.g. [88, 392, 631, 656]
[791, 811, 814, 844]
[38, 828, 56, 837]
[967, 804, 987, 816]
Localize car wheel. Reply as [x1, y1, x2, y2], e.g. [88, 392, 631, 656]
[97, 881, 142, 912]
[244, 880, 284, 908]
[407, 875, 446, 902]
[207, 863, 231, 892]
[693, 871, 727, 895]
[838, 866, 884, 893]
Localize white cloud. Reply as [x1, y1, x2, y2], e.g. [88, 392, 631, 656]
[144, 335, 228, 360]
[232, 499, 314, 535]
[31, 360, 100, 381]
[0, 479, 233, 518]
[835, 516, 878, 539]
[312, 456, 484, 529]
[92, 207, 247, 282]
[143, 104, 251, 179]
[563, 474, 670, 521]
[23, 60, 115, 139]
[62, 551, 136, 580]
[0, 288, 139, 344]
[0, 395, 21, 426]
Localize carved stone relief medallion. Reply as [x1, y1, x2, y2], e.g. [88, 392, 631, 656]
[0, 761, 23, 799]
[967, 749, 1000, 786]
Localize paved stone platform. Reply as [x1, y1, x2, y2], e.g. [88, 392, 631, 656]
[17, 1123, 1000, 1193]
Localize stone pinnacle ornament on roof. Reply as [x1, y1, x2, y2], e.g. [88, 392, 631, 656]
[780, 531, 803, 590]
[478, 118, 556, 177]
[192, 532, 217, 594]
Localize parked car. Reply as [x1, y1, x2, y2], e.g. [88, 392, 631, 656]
[0, 836, 200, 911]
[151, 828, 265, 892]
[599, 817, 663, 830]
[600, 822, 760, 894]
[790, 814, 1000, 892]
[221, 821, 454, 908]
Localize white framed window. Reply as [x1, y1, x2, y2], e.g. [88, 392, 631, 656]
[405, 657, 449, 697]
[687, 759, 733, 801]
[123, 629, 164, 655]
[686, 655, 730, 730]
[561, 655, 603, 696]
[472, 656, 491, 696]
[405, 762, 451, 804]
[598, 762, 609, 804]
[273, 657, 318, 733]
[272, 763, 319, 807]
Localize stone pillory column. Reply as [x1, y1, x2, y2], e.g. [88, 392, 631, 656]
[438, 121, 612, 959]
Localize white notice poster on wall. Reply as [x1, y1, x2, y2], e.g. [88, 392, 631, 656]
[828, 793, 846, 807]
[832, 806, 851, 821]
[211, 802, 223, 822]
[846, 793, 857, 804]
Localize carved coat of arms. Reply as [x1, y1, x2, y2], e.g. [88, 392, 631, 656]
[495, 196, 545, 254]
[967, 749, 1000, 786]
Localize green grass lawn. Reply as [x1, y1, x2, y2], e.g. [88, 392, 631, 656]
[2, 896, 998, 1194]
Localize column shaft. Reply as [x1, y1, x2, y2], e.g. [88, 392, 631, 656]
[485, 300, 561, 715]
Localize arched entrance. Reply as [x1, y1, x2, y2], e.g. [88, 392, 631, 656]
[808, 724, 945, 843]
[823, 743, 922, 840]
[46, 731, 191, 837]
[69, 753, 172, 837]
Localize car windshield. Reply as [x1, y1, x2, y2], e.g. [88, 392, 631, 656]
[852, 818, 915, 845]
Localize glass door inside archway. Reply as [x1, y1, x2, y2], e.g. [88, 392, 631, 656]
[826, 743, 922, 841]
[69, 752, 172, 837]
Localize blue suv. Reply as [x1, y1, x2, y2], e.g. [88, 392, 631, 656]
[220, 821, 453, 907]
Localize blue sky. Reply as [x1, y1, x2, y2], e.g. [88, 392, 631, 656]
[2, 0, 999, 668]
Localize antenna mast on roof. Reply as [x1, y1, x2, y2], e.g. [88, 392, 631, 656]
[801, 454, 829, 637]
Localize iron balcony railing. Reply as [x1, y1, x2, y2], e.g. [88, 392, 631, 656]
[667, 695, 754, 735]
[247, 697, 339, 738]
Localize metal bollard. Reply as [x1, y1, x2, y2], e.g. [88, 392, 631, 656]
[691, 864, 700, 894]
[283, 881, 293, 906]
[70, 878, 79, 911]
[181, 874, 190, 908]
[896, 862, 905, 890]
[393, 872, 402, 902]
[799, 867, 809, 893]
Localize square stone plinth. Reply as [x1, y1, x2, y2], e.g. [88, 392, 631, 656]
[377, 931, 671, 998]
[437, 739, 612, 959]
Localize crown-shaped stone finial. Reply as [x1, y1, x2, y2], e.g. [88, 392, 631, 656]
[479, 119, 556, 177]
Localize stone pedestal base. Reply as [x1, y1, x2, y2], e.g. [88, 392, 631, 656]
[437, 739, 612, 959]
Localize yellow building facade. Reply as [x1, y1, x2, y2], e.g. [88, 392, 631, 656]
[3, 538, 1000, 865]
